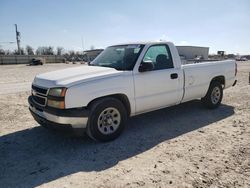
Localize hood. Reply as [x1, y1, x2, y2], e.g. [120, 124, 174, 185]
[33, 65, 122, 88]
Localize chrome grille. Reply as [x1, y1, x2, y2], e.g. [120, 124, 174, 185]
[32, 85, 48, 106]
[32, 85, 48, 95]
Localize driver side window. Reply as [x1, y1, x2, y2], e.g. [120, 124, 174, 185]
[143, 45, 173, 71]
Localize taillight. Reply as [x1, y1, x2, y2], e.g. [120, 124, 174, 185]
[235, 62, 237, 76]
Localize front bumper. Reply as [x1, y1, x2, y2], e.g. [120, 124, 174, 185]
[28, 96, 89, 131]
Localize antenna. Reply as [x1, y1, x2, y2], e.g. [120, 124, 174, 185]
[81, 36, 84, 52]
[15, 24, 21, 54]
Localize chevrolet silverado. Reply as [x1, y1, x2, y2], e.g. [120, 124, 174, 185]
[28, 42, 237, 141]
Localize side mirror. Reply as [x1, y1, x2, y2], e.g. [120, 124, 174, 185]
[138, 60, 154, 72]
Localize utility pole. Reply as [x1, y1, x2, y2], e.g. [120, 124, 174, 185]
[15, 24, 21, 54]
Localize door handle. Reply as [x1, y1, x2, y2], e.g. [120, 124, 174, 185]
[171, 73, 178, 79]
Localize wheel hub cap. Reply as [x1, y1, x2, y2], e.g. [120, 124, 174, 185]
[97, 107, 121, 135]
[211, 86, 221, 104]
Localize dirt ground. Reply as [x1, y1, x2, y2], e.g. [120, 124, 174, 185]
[0, 62, 249, 188]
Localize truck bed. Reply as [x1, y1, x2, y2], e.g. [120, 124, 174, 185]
[181, 60, 236, 103]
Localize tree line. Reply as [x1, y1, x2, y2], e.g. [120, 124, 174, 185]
[0, 46, 66, 56]
[0, 45, 101, 62]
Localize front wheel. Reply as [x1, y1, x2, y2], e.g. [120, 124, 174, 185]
[201, 81, 223, 109]
[87, 97, 127, 142]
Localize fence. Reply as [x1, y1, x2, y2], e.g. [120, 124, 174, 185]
[0, 55, 65, 65]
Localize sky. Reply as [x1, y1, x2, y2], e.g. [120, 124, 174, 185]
[0, 0, 249, 54]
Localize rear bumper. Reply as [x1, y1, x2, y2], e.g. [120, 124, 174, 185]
[28, 96, 89, 131]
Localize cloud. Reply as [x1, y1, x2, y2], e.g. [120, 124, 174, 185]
[71, 45, 83, 51]
[180, 41, 189, 45]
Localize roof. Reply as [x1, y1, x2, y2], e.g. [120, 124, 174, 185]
[110, 41, 173, 46]
[176, 46, 209, 49]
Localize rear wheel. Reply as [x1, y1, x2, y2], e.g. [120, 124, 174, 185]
[202, 81, 223, 109]
[87, 97, 127, 142]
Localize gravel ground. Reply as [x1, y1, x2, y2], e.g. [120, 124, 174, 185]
[0, 62, 249, 187]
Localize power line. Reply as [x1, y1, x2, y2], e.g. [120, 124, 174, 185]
[0, 42, 15, 48]
[0, 42, 15, 44]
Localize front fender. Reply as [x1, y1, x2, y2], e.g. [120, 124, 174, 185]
[64, 73, 135, 113]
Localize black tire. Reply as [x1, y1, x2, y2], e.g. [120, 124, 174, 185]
[87, 97, 127, 142]
[201, 81, 223, 109]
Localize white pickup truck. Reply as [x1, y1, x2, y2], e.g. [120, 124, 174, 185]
[29, 42, 237, 141]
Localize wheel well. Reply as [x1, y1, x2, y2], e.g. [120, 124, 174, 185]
[87, 94, 131, 116]
[211, 76, 225, 88]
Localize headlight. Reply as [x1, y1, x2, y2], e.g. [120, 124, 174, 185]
[48, 88, 67, 97]
[47, 87, 67, 109]
[47, 99, 65, 109]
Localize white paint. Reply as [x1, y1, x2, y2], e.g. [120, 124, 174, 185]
[32, 42, 236, 116]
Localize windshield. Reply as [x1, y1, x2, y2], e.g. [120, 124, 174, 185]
[90, 44, 144, 70]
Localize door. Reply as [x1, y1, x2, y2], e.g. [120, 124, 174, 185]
[133, 44, 183, 113]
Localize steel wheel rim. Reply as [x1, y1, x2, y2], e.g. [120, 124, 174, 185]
[211, 86, 221, 104]
[97, 107, 121, 135]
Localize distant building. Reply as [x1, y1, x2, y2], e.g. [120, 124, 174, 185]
[83, 49, 103, 62]
[217, 51, 225, 57]
[176, 46, 209, 60]
[227, 54, 235, 59]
